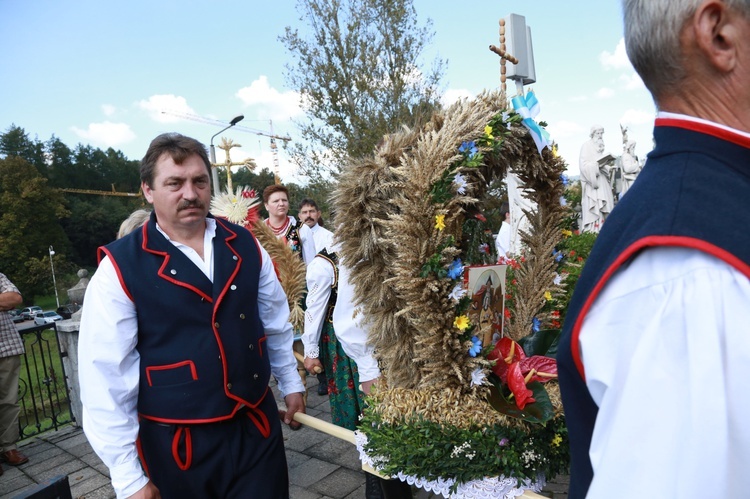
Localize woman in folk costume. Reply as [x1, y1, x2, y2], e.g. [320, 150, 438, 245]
[262, 184, 316, 265]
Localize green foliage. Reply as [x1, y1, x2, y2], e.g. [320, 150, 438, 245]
[486, 380, 555, 424]
[280, 0, 445, 180]
[360, 409, 569, 489]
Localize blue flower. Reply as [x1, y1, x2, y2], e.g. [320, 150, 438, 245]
[447, 259, 464, 280]
[458, 141, 478, 158]
[532, 317, 541, 333]
[552, 249, 563, 262]
[560, 174, 569, 186]
[468, 336, 482, 357]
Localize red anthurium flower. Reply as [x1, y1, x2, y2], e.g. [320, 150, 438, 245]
[475, 213, 487, 222]
[519, 356, 558, 383]
[489, 337, 558, 409]
[506, 362, 535, 409]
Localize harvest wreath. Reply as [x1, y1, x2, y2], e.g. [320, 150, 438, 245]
[332, 89, 571, 497]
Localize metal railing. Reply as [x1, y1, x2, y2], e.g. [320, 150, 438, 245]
[17, 322, 73, 439]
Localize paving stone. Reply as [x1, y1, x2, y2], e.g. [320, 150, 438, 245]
[288, 457, 339, 488]
[74, 483, 116, 499]
[36, 458, 87, 482]
[55, 432, 91, 451]
[285, 425, 331, 452]
[290, 484, 324, 499]
[69, 471, 112, 498]
[308, 467, 364, 499]
[0, 473, 35, 497]
[286, 449, 312, 470]
[305, 437, 361, 471]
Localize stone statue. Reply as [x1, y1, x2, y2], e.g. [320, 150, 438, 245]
[505, 172, 536, 255]
[579, 125, 615, 233]
[619, 141, 641, 198]
[67, 269, 89, 321]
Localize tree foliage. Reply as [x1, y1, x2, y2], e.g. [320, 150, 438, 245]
[280, 0, 445, 179]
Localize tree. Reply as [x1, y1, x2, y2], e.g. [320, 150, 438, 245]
[0, 156, 71, 301]
[280, 0, 445, 180]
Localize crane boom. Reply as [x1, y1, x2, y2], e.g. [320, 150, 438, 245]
[160, 110, 291, 142]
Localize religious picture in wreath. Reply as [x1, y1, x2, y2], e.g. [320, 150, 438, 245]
[464, 264, 507, 347]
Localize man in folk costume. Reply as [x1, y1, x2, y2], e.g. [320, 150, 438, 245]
[262, 184, 316, 265]
[558, 1, 750, 497]
[303, 241, 413, 499]
[298, 198, 334, 253]
[79, 133, 305, 499]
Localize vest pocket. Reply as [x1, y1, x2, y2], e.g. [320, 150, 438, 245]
[146, 360, 198, 386]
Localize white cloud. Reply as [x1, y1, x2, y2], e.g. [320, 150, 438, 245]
[71, 121, 136, 147]
[101, 104, 116, 116]
[442, 88, 474, 107]
[138, 95, 196, 123]
[620, 109, 655, 125]
[597, 87, 615, 99]
[236, 76, 303, 121]
[600, 38, 631, 70]
[568, 95, 588, 103]
[620, 72, 646, 90]
[546, 120, 585, 140]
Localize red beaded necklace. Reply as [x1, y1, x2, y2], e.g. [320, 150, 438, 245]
[266, 217, 290, 236]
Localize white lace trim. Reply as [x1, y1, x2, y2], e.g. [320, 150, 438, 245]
[305, 345, 320, 359]
[354, 431, 545, 498]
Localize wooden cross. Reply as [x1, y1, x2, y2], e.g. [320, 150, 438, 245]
[215, 137, 256, 193]
[488, 18, 519, 94]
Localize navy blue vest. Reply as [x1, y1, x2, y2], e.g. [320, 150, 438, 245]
[100, 213, 272, 423]
[557, 119, 750, 498]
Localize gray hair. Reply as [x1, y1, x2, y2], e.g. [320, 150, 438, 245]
[622, 0, 750, 102]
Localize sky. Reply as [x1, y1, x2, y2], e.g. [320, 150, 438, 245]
[0, 1, 656, 185]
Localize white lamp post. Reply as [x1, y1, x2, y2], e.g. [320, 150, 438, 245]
[209, 114, 245, 195]
[49, 245, 60, 308]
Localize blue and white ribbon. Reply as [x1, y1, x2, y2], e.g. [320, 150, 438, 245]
[511, 90, 552, 155]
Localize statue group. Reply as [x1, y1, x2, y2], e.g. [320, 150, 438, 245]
[579, 125, 642, 233]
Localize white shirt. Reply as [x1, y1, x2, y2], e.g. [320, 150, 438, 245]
[495, 221, 511, 259]
[303, 247, 380, 382]
[309, 223, 334, 254]
[78, 219, 304, 498]
[580, 247, 750, 498]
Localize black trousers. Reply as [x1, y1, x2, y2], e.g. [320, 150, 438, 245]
[138, 394, 288, 499]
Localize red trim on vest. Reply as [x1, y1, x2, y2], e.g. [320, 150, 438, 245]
[99, 247, 135, 302]
[570, 236, 750, 380]
[258, 335, 267, 358]
[138, 386, 270, 424]
[140, 224, 214, 303]
[655, 118, 750, 149]
[246, 406, 271, 438]
[145, 360, 198, 387]
[135, 433, 151, 478]
[171, 427, 193, 471]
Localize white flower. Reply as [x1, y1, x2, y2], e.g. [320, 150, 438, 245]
[448, 284, 466, 302]
[501, 111, 510, 123]
[559, 196, 567, 206]
[453, 173, 467, 195]
[470, 368, 487, 387]
[553, 272, 562, 286]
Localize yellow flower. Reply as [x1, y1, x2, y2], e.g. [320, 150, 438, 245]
[435, 214, 446, 231]
[551, 434, 563, 447]
[484, 125, 493, 138]
[561, 229, 572, 238]
[544, 290, 552, 301]
[454, 315, 470, 331]
[552, 144, 559, 157]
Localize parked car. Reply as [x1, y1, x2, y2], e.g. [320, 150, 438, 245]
[56, 303, 81, 320]
[8, 310, 24, 323]
[34, 311, 63, 325]
[20, 306, 43, 321]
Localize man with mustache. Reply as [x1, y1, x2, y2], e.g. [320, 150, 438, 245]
[298, 198, 333, 253]
[79, 133, 305, 498]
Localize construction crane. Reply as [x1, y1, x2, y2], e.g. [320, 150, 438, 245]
[160, 110, 291, 183]
[59, 184, 142, 197]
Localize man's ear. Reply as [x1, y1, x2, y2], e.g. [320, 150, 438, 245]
[693, 0, 738, 72]
[142, 182, 154, 203]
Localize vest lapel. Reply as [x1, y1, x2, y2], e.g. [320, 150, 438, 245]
[142, 220, 213, 302]
[212, 219, 242, 304]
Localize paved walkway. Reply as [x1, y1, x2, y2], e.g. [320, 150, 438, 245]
[0, 377, 568, 499]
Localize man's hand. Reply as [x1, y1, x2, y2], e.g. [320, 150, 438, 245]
[303, 358, 323, 375]
[283, 392, 305, 430]
[360, 378, 379, 396]
[127, 481, 161, 499]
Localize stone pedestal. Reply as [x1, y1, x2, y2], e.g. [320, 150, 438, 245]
[56, 320, 82, 426]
